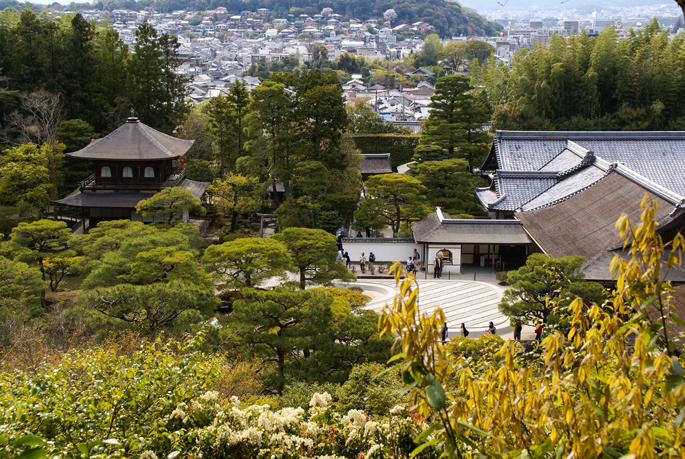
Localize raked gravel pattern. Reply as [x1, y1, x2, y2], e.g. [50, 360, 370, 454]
[344, 279, 511, 338]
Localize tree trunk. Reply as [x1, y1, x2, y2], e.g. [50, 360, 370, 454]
[38, 257, 46, 309]
[271, 179, 280, 207]
[277, 349, 285, 395]
[230, 211, 238, 232]
[394, 204, 402, 235]
[299, 268, 306, 290]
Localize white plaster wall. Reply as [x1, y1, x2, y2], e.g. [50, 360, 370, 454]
[426, 244, 462, 274]
[340, 240, 421, 264]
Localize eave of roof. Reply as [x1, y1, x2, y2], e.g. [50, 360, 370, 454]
[411, 209, 533, 245]
[54, 179, 210, 208]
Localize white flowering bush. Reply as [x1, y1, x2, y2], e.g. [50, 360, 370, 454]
[185, 392, 438, 459]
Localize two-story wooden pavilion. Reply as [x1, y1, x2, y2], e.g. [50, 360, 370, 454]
[55, 117, 210, 231]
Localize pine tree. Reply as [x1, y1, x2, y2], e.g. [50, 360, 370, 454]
[128, 22, 188, 133]
[421, 75, 490, 168]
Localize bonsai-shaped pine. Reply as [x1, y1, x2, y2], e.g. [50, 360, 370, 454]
[10, 219, 72, 308]
[498, 253, 606, 327]
[202, 237, 292, 291]
[135, 187, 205, 224]
[272, 227, 354, 290]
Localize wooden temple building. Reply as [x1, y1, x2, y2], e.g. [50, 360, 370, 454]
[55, 117, 210, 231]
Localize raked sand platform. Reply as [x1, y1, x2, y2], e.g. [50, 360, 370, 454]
[338, 278, 526, 339]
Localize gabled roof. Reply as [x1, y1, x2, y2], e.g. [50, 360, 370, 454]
[67, 117, 194, 161]
[516, 172, 675, 266]
[478, 134, 685, 213]
[412, 209, 533, 245]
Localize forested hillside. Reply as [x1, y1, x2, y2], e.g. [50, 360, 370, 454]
[0, 9, 188, 138]
[1, 0, 502, 37]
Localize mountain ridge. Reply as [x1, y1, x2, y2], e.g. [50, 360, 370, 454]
[1, 0, 503, 37]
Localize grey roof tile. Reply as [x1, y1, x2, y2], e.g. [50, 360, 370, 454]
[490, 174, 556, 211]
[539, 149, 583, 172]
[521, 165, 606, 211]
[68, 118, 194, 161]
[492, 131, 685, 197]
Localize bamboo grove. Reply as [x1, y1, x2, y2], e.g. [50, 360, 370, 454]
[474, 20, 685, 132]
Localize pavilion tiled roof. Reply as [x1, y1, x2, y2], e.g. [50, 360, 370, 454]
[412, 209, 532, 245]
[67, 117, 194, 161]
[55, 179, 210, 208]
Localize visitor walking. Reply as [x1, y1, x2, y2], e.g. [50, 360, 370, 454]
[513, 319, 522, 341]
[411, 257, 419, 274]
[488, 321, 497, 335]
[360, 252, 366, 273]
[433, 254, 440, 278]
[440, 321, 449, 345]
[461, 323, 469, 337]
[368, 252, 375, 269]
[535, 323, 543, 342]
[406, 256, 413, 273]
[344, 252, 351, 268]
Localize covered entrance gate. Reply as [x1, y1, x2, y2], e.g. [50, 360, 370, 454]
[412, 208, 535, 273]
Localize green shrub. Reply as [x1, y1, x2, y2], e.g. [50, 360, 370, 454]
[446, 333, 505, 364]
[335, 362, 404, 416]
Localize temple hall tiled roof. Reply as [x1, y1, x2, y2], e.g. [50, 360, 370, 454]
[485, 130, 685, 197]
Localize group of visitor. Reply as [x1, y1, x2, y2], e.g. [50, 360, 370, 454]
[337, 249, 376, 273]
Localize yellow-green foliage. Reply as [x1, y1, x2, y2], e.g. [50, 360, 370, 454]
[380, 196, 685, 458]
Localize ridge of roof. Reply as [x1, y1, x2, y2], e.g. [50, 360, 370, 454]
[498, 170, 559, 179]
[574, 154, 685, 205]
[436, 206, 521, 224]
[520, 170, 611, 212]
[138, 123, 179, 158]
[495, 130, 685, 140]
[555, 149, 595, 180]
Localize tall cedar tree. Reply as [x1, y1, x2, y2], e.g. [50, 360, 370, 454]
[128, 21, 188, 133]
[93, 29, 131, 132]
[64, 14, 96, 122]
[246, 79, 295, 205]
[420, 75, 490, 168]
[293, 70, 349, 171]
[204, 80, 251, 175]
